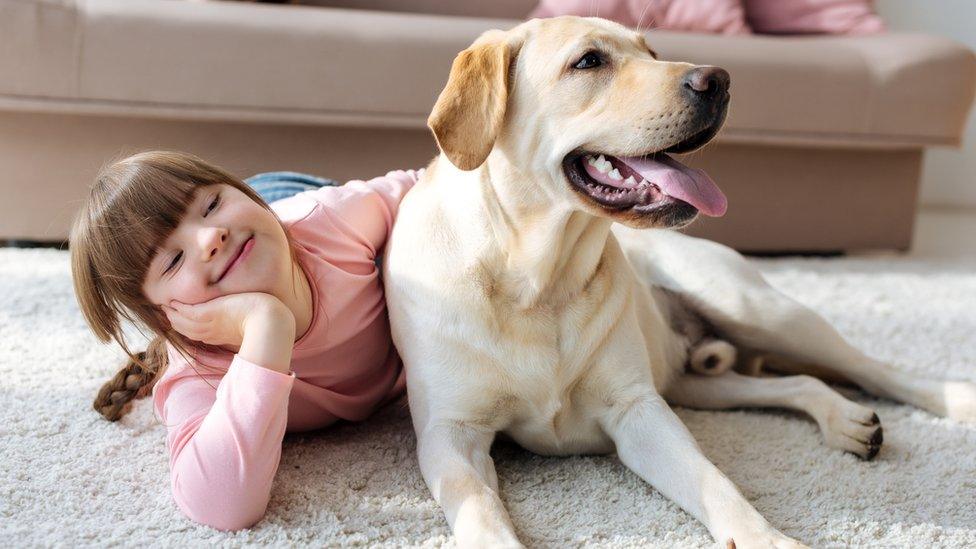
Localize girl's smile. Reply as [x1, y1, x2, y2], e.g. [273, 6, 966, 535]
[216, 234, 255, 283]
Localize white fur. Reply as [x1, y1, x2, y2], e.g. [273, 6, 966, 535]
[383, 16, 976, 549]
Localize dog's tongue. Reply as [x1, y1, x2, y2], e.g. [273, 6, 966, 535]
[624, 154, 727, 217]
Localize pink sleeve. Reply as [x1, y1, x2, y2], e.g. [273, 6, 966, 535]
[313, 169, 421, 257]
[153, 353, 295, 531]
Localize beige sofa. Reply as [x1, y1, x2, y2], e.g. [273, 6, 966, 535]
[2, 0, 974, 251]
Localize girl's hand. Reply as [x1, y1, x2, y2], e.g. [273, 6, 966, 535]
[163, 293, 293, 350]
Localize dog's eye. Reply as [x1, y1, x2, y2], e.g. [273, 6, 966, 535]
[573, 52, 603, 70]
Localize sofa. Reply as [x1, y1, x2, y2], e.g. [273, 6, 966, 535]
[2, 0, 974, 251]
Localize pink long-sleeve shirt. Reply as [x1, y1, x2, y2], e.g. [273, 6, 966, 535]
[151, 170, 420, 531]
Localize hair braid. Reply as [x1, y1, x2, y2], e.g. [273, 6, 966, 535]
[93, 335, 168, 421]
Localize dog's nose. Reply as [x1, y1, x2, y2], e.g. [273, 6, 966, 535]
[682, 66, 730, 102]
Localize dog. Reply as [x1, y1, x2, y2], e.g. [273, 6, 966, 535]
[383, 16, 976, 548]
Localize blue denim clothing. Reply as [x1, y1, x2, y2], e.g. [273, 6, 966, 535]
[245, 171, 384, 268]
[245, 171, 338, 204]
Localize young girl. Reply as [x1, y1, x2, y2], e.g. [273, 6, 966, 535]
[70, 150, 420, 531]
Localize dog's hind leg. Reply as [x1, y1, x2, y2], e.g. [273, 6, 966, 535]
[600, 391, 807, 549]
[614, 227, 976, 423]
[665, 371, 883, 459]
[700, 288, 976, 423]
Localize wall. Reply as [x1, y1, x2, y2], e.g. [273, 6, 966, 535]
[876, 0, 976, 208]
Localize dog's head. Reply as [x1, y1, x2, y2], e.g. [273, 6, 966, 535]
[429, 16, 730, 229]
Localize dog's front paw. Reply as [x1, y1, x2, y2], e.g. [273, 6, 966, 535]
[942, 381, 976, 422]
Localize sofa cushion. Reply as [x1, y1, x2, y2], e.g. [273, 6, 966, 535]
[529, 0, 751, 35]
[298, 0, 538, 19]
[743, 0, 885, 35]
[1, 0, 973, 148]
[651, 30, 975, 147]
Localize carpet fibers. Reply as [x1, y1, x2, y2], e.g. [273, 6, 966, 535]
[1, 248, 975, 548]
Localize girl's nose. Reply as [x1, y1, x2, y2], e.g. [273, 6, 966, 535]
[198, 226, 229, 261]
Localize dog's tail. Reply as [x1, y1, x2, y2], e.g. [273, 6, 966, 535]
[688, 338, 737, 376]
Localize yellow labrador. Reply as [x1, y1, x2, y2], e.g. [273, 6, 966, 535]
[384, 16, 976, 548]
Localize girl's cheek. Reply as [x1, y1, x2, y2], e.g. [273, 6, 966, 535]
[171, 273, 212, 304]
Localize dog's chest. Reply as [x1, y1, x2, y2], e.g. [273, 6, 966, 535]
[503, 388, 615, 455]
[479, 287, 634, 455]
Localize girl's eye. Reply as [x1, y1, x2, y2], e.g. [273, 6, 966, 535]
[205, 194, 220, 216]
[574, 52, 603, 70]
[164, 251, 182, 274]
[161, 192, 217, 276]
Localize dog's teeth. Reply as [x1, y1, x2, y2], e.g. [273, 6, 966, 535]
[640, 178, 651, 187]
[624, 176, 637, 186]
[597, 162, 611, 174]
[597, 154, 606, 164]
[587, 156, 597, 166]
[608, 168, 622, 180]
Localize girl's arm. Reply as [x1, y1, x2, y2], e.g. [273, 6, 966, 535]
[154, 301, 296, 531]
[236, 298, 295, 374]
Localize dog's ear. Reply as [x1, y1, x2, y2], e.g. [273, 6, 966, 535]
[428, 32, 513, 171]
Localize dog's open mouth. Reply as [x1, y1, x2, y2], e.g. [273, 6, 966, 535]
[563, 151, 727, 217]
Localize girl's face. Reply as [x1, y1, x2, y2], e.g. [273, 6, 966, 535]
[141, 184, 292, 308]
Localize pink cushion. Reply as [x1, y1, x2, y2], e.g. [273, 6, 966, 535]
[530, 0, 751, 35]
[743, 0, 885, 35]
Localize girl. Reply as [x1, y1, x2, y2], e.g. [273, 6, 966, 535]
[70, 151, 420, 531]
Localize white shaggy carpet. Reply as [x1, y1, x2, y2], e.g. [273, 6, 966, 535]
[2, 247, 975, 548]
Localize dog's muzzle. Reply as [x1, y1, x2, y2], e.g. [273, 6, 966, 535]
[561, 65, 731, 222]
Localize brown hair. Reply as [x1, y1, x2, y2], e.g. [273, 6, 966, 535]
[70, 151, 296, 421]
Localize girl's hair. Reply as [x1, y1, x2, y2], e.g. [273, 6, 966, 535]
[71, 151, 296, 421]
